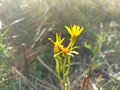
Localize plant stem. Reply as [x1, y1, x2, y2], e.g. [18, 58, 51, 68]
[65, 56, 71, 76]
[63, 56, 67, 80]
[62, 82, 68, 90]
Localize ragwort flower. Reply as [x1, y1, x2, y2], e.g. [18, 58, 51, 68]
[59, 45, 79, 57]
[48, 33, 64, 53]
[65, 25, 84, 38]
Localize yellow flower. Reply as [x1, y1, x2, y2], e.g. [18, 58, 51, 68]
[48, 33, 64, 53]
[60, 45, 79, 57]
[65, 25, 84, 38]
[61, 47, 69, 55]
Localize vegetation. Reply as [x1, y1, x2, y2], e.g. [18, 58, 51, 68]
[0, 0, 120, 90]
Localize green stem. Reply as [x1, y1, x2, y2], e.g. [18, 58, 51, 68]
[65, 56, 71, 76]
[62, 82, 68, 90]
[55, 59, 61, 81]
[62, 56, 67, 80]
[68, 37, 76, 48]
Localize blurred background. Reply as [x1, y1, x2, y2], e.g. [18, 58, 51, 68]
[0, 0, 120, 90]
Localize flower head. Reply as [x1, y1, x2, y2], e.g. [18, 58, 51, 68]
[65, 25, 84, 38]
[59, 45, 79, 57]
[61, 47, 69, 55]
[48, 33, 64, 53]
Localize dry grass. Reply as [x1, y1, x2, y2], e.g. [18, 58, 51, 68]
[0, 0, 120, 90]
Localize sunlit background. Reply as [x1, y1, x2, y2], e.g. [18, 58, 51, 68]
[0, 0, 120, 90]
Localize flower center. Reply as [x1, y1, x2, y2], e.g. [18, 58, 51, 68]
[62, 48, 69, 55]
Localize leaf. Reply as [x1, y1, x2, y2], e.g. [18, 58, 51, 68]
[84, 41, 92, 50]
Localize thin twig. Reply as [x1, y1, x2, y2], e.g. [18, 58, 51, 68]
[82, 57, 92, 90]
[16, 44, 49, 70]
[28, 44, 49, 59]
[0, 18, 24, 30]
[22, 43, 29, 78]
[37, 56, 57, 77]
[12, 66, 38, 90]
[38, 79, 59, 90]
[66, 62, 92, 67]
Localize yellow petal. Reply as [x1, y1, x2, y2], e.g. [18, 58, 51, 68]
[72, 25, 76, 33]
[60, 38, 65, 44]
[48, 38, 54, 44]
[78, 27, 84, 35]
[76, 26, 80, 32]
[65, 26, 72, 35]
[56, 33, 59, 41]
